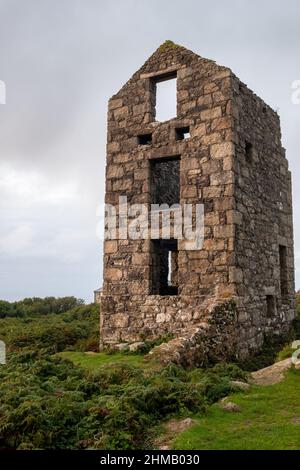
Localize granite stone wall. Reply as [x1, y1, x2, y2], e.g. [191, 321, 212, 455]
[230, 74, 295, 356]
[100, 41, 295, 361]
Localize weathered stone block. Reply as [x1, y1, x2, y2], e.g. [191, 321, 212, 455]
[104, 241, 118, 254]
[200, 106, 222, 121]
[105, 268, 122, 281]
[191, 123, 206, 137]
[210, 142, 235, 159]
[214, 224, 235, 238]
[210, 171, 234, 186]
[114, 106, 129, 120]
[109, 98, 123, 110]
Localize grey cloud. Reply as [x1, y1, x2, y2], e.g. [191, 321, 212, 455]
[0, 0, 300, 301]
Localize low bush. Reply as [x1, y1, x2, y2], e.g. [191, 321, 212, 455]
[0, 296, 84, 319]
[0, 353, 228, 449]
[0, 303, 99, 354]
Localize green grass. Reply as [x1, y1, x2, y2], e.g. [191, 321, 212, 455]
[277, 344, 295, 361]
[173, 368, 300, 450]
[59, 351, 157, 372]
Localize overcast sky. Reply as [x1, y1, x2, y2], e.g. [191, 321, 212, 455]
[0, 0, 300, 302]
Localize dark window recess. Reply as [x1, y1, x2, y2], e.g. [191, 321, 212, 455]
[138, 133, 152, 145]
[279, 245, 288, 299]
[175, 126, 190, 140]
[245, 142, 254, 163]
[151, 156, 180, 205]
[266, 295, 276, 317]
[151, 239, 178, 295]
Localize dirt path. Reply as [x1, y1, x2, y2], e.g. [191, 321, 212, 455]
[154, 418, 196, 450]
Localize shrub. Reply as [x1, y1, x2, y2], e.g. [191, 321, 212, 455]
[0, 353, 208, 449]
[0, 303, 99, 354]
[0, 297, 84, 319]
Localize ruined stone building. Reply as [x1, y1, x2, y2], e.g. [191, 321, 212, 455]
[94, 287, 102, 304]
[100, 41, 295, 365]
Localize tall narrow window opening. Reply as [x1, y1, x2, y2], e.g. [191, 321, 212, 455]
[150, 156, 180, 206]
[151, 239, 178, 295]
[279, 245, 288, 300]
[245, 141, 254, 163]
[266, 295, 276, 317]
[153, 72, 177, 122]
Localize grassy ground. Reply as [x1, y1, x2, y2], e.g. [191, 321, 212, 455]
[173, 368, 300, 450]
[61, 351, 300, 450]
[2, 297, 299, 450]
[59, 351, 157, 371]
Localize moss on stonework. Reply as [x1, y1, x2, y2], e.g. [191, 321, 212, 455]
[209, 300, 237, 326]
[158, 40, 181, 52]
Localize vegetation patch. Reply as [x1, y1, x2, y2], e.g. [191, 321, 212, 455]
[58, 351, 157, 372]
[0, 298, 246, 450]
[0, 300, 99, 354]
[0, 296, 299, 450]
[172, 368, 300, 450]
